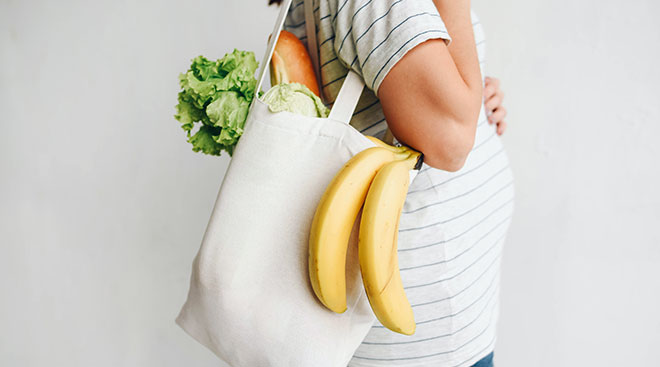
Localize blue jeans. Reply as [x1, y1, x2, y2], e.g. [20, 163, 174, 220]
[471, 352, 494, 367]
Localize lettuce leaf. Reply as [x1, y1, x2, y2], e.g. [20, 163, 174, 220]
[174, 50, 258, 156]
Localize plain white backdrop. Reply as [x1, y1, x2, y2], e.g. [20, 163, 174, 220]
[1, 0, 658, 366]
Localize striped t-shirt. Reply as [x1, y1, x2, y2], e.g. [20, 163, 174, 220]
[284, 1, 515, 366]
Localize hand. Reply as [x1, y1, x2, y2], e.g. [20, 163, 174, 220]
[483, 76, 507, 135]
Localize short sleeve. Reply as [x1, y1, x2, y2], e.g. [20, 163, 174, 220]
[331, 0, 452, 95]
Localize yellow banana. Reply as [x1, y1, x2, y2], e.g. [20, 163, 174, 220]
[365, 136, 399, 152]
[358, 151, 421, 335]
[309, 146, 409, 313]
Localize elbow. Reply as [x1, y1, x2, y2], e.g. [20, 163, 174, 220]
[385, 83, 482, 172]
[423, 143, 472, 173]
[425, 92, 481, 171]
[435, 151, 470, 172]
[420, 118, 476, 172]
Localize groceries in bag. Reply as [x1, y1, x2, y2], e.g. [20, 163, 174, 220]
[269, 30, 321, 97]
[309, 137, 423, 335]
[174, 50, 259, 156]
[173, 31, 324, 156]
[264, 30, 328, 117]
[262, 82, 329, 117]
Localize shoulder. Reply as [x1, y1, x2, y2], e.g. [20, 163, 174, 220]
[331, 0, 452, 93]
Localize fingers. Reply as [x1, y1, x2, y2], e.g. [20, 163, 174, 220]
[485, 76, 500, 88]
[483, 76, 508, 135]
[496, 120, 507, 135]
[483, 76, 500, 101]
[485, 90, 504, 114]
[488, 106, 507, 125]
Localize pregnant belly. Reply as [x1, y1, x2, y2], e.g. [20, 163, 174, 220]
[397, 101, 515, 279]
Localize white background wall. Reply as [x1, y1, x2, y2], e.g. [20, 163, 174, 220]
[1, 0, 658, 366]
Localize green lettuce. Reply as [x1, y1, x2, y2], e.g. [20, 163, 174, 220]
[262, 83, 329, 118]
[174, 49, 258, 156]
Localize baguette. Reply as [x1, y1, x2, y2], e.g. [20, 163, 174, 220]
[269, 30, 321, 97]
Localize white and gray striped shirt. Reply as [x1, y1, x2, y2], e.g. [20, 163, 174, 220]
[285, 1, 515, 366]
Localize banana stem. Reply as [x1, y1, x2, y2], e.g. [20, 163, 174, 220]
[403, 152, 422, 170]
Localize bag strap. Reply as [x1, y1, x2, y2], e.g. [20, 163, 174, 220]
[302, 0, 395, 142]
[254, 0, 293, 98]
[253, 0, 365, 125]
[303, 0, 322, 100]
[327, 70, 365, 124]
[303, 0, 364, 124]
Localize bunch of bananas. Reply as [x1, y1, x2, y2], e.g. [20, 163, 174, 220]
[308, 136, 422, 335]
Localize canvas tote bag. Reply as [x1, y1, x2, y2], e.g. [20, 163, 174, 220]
[176, 0, 380, 365]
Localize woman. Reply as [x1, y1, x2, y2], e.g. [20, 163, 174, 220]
[271, 0, 512, 366]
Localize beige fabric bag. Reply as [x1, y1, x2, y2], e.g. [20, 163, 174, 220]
[176, 0, 379, 365]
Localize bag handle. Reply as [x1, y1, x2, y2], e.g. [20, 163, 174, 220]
[252, 0, 365, 125]
[302, 0, 395, 143]
[254, 0, 292, 97]
[303, 0, 322, 100]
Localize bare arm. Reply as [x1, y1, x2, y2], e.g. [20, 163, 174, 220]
[377, 0, 482, 171]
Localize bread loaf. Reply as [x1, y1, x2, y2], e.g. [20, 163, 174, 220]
[269, 30, 321, 97]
